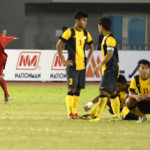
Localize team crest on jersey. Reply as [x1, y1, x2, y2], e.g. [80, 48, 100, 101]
[148, 83, 150, 86]
[82, 36, 87, 39]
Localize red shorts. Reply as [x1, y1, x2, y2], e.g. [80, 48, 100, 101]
[0, 53, 7, 75]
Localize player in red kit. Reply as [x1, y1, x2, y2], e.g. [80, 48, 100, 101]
[0, 30, 18, 102]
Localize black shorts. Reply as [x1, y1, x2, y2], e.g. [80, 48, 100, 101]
[66, 66, 86, 89]
[124, 113, 138, 120]
[137, 101, 150, 114]
[99, 69, 118, 92]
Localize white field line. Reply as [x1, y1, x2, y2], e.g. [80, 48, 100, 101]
[0, 116, 66, 119]
[0, 126, 149, 136]
[0, 115, 111, 120]
[0, 116, 111, 120]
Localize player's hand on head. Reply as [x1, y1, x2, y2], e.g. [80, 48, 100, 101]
[65, 60, 73, 67]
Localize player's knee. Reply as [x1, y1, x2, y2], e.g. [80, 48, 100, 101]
[68, 89, 75, 95]
[126, 98, 137, 109]
[110, 91, 117, 97]
[67, 91, 74, 96]
[74, 89, 80, 96]
[100, 90, 109, 96]
[68, 88, 80, 96]
[75, 88, 80, 93]
[68, 88, 75, 93]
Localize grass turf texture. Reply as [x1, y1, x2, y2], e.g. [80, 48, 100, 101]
[0, 84, 150, 150]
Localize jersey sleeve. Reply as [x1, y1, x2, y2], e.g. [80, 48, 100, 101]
[87, 32, 93, 45]
[130, 77, 137, 93]
[106, 36, 116, 53]
[61, 29, 71, 43]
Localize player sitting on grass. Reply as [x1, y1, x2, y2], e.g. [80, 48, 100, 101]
[79, 75, 138, 120]
[125, 59, 150, 123]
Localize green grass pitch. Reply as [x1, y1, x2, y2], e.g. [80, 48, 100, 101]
[0, 84, 150, 150]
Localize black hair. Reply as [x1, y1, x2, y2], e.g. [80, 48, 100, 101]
[74, 10, 88, 20]
[62, 26, 68, 32]
[98, 16, 111, 31]
[138, 59, 150, 68]
[117, 74, 127, 84]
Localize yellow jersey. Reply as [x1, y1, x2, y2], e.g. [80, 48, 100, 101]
[61, 27, 93, 70]
[130, 74, 150, 95]
[101, 33, 119, 75]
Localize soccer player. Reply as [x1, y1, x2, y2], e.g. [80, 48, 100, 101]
[56, 10, 94, 119]
[90, 16, 121, 121]
[0, 30, 18, 102]
[80, 75, 138, 120]
[110, 75, 138, 120]
[126, 59, 150, 123]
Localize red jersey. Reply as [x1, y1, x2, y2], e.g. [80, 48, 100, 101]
[0, 35, 18, 74]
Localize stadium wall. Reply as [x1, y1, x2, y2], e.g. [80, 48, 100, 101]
[3, 49, 150, 82]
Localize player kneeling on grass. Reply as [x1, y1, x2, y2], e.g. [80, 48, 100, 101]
[125, 59, 150, 123]
[79, 75, 139, 120]
[56, 10, 94, 119]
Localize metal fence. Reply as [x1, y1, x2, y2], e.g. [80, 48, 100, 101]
[94, 44, 150, 51]
[50, 42, 150, 51]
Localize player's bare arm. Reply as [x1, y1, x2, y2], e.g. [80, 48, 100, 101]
[87, 43, 94, 64]
[93, 51, 113, 75]
[84, 95, 99, 111]
[56, 40, 73, 66]
[125, 93, 129, 100]
[136, 94, 150, 101]
[129, 90, 150, 102]
[129, 91, 138, 100]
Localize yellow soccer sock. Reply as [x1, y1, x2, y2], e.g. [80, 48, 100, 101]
[131, 107, 145, 117]
[110, 96, 120, 118]
[121, 106, 130, 118]
[66, 95, 74, 114]
[72, 96, 80, 114]
[90, 103, 99, 116]
[95, 97, 107, 118]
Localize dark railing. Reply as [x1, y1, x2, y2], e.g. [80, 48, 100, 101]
[117, 44, 150, 51]
[51, 42, 150, 51]
[93, 44, 150, 51]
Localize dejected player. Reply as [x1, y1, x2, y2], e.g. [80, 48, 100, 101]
[56, 10, 94, 119]
[126, 59, 150, 123]
[0, 30, 18, 102]
[80, 75, 138, 120]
